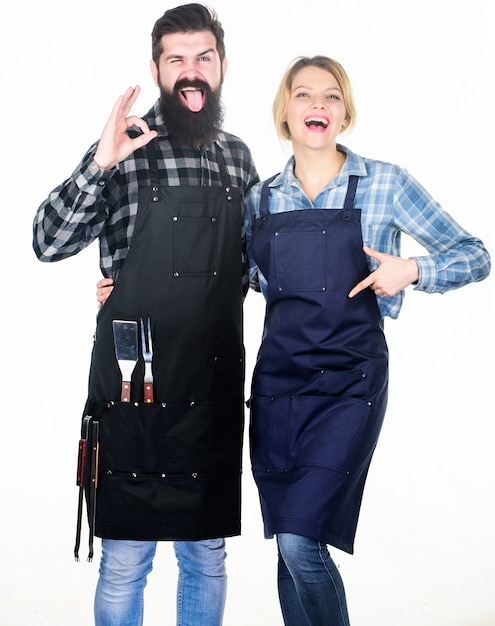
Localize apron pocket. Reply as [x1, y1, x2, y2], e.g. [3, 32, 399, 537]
[250, 394, 371, 475]
[172, 216, 219, 277]
[93, 400, 243, 539]
[97, 400, 244, 474]
[293, 395, 371, 473]
[316, 367, 369, 397]
[274, 231, 326, 292]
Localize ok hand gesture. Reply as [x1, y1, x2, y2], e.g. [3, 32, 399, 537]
[94, 86, 158, 170]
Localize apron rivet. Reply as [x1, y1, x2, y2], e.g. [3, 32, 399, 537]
[211, 217, 217, 222]
[367, 401, 372, 406]
[322, 230, 326, 234]
[132, 472, 137, 478]
[190, 401, 195, 407]
[106, 470, 112, 475]
[213, 270, 219, 276]
[192, 472, 198, 478]
[161, 402, 167, 408]
[172, 216, 178, 221]
[161, 473, 166, 478]
[174, 272, 179, 277]
[265, 468, 271, 472]
[322, 287, 326, 291]
[152, 196, 159, 202]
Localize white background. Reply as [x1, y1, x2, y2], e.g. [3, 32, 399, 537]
[1, 0, 494, 624]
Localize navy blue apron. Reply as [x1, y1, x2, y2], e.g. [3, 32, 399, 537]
[249, 174, 388, 554]
[78, 140, 245, 549]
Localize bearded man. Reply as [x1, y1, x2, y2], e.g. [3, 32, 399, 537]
[32, 5, 259, 625]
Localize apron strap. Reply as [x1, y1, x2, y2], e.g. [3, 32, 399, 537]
[343, 175, 359, 219]
[259, 174, 279, 218]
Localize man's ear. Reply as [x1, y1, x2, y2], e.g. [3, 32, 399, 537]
[150, 59, 159, 86]
[222, 57, 227, 79]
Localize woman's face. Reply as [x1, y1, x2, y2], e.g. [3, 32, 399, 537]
[284, 65, 348, 151]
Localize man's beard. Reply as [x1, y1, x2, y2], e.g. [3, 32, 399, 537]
[159, 78, 224, 147]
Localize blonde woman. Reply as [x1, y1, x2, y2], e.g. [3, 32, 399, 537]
[245, 56, 490, 625]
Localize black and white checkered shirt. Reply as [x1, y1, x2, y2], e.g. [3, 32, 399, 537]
[33, 100, 259, 290]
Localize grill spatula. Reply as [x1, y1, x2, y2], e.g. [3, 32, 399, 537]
[112, 320, 138, 402]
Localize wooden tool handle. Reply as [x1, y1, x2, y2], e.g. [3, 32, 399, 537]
[76, 439, 88, 486]
[144, 383, 154, 404]
[121, 381, 131, 402]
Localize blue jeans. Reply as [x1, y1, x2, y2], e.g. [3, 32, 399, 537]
[277, 533, 350, 626]
[94, 538, 227, 626]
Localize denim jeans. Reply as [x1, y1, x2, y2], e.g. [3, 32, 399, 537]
[277, 533, 350, 626]
[94, 538, 227, 626]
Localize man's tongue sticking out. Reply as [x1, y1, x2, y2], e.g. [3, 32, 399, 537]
[182, 88, 204, 112]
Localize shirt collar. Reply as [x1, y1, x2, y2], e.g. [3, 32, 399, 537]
[269, 144, 367, 190]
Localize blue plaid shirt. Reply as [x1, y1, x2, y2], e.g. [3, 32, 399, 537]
[245, 145, 491, 319]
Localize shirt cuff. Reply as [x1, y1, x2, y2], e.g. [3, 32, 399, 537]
[75, 157, 115, 191]
[411, 255, 436, 293]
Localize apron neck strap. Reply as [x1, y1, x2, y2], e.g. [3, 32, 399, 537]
[343, 175, 359, 209]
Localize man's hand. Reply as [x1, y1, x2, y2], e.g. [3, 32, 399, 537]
[94, 86, 158, 170]
[348, 245, 419, 298]
[96, 277, 114, 308]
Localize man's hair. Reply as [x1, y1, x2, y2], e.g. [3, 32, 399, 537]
[151, 4, 225, 65]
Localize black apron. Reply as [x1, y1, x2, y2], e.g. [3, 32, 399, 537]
[249, 175, 389, 554]
[77, 141, 245, 553]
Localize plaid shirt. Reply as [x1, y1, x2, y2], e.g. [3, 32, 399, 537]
[33, 100, 259, 290]
[245, 145, 491, 319]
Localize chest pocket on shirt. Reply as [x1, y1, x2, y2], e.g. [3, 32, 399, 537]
[274, 229, 327, 292]
[172, 215, 220, 278]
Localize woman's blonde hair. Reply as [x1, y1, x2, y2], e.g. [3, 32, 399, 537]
[273, 56, 357, 141]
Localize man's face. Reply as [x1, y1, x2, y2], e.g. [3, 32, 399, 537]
[151, 30, 226, 114]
